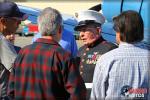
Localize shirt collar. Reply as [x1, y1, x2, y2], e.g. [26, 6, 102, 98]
[119, 42, 144, 48]
[0, 33, 12, 44]
[0, 32, 4, 39]
[35, 38, 60, 46]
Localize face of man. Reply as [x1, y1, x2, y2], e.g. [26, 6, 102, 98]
[4, 17, 21, 34]
[78, 25, 101, 46]
[0, 17, 21, 35]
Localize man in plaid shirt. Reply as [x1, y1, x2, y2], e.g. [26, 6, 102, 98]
[7, 7, 86, 99]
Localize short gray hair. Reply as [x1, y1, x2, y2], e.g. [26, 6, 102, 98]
[37, 7, 63, 36]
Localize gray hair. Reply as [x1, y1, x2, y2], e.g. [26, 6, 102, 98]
[37, 7, 63, 36]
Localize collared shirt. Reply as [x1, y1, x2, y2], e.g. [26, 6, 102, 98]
[91, 42, 150, 100]
[0, 33, 20, 98]
[77, 37, 117, 83]
[8, 38, 86, 100]
[0, 33, 18, 71]
[32, 29, 78, 58]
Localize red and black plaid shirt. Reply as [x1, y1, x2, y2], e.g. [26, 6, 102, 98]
[8, 38, 86, 100]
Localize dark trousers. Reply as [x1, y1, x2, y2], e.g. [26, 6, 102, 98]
[87, 88, 91, 100]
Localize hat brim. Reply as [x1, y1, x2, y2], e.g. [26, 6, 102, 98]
[74, 20, 101, 31]
[13, 11, 28, 21]
[74, 24, 86, 31]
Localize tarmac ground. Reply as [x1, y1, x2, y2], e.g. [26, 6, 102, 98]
[15, 34, 83, 48]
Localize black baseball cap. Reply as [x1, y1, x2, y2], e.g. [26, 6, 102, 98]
[0, 1, 28, 20]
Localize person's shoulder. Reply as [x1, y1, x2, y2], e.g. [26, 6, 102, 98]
[95, 48, 119, 72]
[58, 47, 74, 62]
[137, 43, 150, 51]
[14, 45, 21, 53]
[56, 45, 72, 57]
[99, 47, 119, 61]
[18, 44, 33, 54]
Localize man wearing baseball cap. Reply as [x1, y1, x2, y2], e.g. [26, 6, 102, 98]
[74, 10, 117, 99]
[0, 1, 27, 98]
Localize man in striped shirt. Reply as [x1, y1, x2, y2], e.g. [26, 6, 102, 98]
[91, 10, 150, 100]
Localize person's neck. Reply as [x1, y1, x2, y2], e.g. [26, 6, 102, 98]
[42, 36, 53, 40]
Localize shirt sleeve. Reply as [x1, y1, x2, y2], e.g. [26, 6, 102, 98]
[63, 58, 87, 100]
[90, 57, 109, 100]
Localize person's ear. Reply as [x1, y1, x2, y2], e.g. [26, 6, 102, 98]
[96, 27, 101, 34]
[0, 18, 7, 30]
[58, 25, 63, 34]
[0, 17, 7, 24]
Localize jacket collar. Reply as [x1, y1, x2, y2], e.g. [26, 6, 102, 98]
[35, 38, 60, 46]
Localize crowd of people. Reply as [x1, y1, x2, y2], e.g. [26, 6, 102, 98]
[0, 1, 149, 100]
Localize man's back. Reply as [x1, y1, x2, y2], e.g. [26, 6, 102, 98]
[8, 38, 86, 99]
[91, 42, 150, 99]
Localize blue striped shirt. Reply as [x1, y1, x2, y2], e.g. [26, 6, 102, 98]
[91, 42, 150, 100]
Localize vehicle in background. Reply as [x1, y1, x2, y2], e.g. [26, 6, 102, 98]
[16, 20, 38, 36]
[22, 23, 38, 36]
[88, 0, 149, 46]
[17, 5, 80, 39]
[100, 0, 149, 46]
